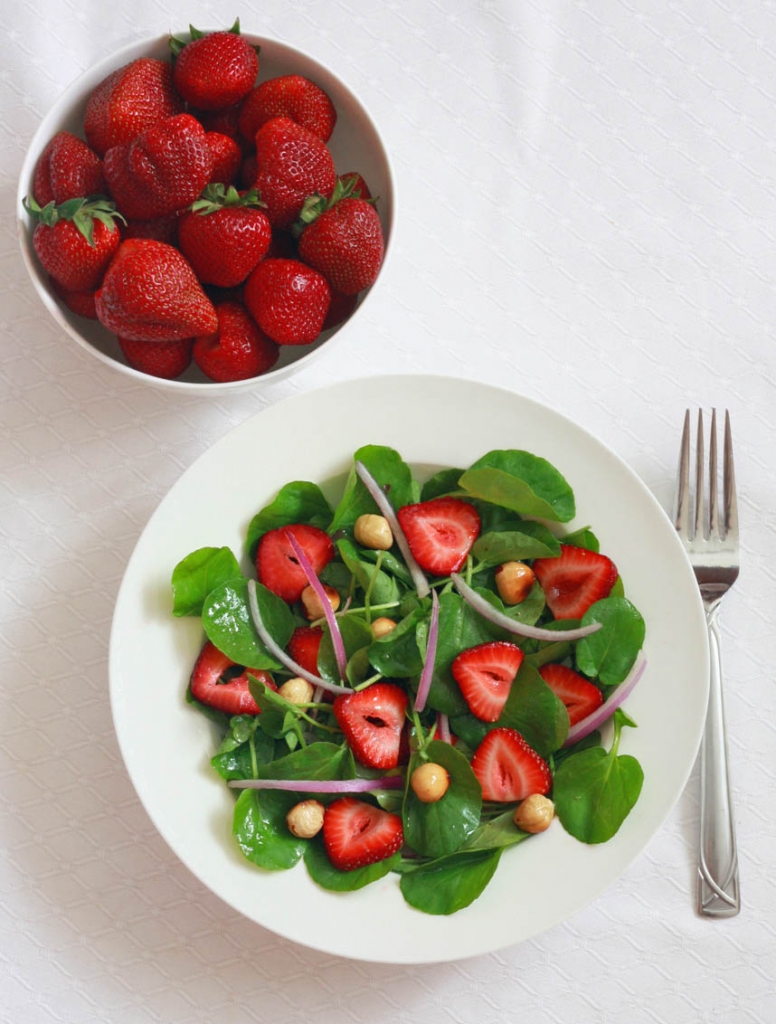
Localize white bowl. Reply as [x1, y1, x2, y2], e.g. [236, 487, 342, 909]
[17, 33, 395, 393]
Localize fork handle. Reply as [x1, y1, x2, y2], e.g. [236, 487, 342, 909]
[698, 609, 740, 917]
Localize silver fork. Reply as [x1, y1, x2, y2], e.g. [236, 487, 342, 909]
[675, 409, 741, 917]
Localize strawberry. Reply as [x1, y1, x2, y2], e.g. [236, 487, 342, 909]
[33, 131, 106, 206]
[177, 184, 271, 287]
[48, 276, 98, 319]
[24, 195, 123, 292]
[206, 132, 242, 186]
[122, 212, 181, 246]
[287, 625, 324, 675]
[538, 664, 603, 727]
[255, 523, 335, 603]
[297, 194, 384, 295]
[95, 238, 218, 342]
[321, 289, 358, 330]
[338, 172, 372, 201]
[171, 21, 259, 111]
[333, 683, 409, 769]
[195, 103, 242, 140]
[451, 641, 524, 722]
[396, 497, 481, 576]
[323, 797, 404, 872]
[118, 336, 193, 379]
[84, 57, 182, 156]
[104, 113, 214, 221]
[470, 727, 552, 802]
[243, 258, 330, 345]
[193, 301, 279, 382]
[252, 117, 337, 230]
[190, 640, 276, 715]
[239, 74, 337, 143]
[532, 544, 619, 621]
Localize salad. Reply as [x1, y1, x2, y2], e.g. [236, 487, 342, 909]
[171, 444, 647, 916]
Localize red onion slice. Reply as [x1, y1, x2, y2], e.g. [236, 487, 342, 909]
[437, 713, 452, 744]
[285, 530, 348, 682]
[413, 588, 440, 713]
[450, 573, 602, 642]
[354, 460, 430, 598]
[563, 657, 647, 746]
[228, 775, 404, 792]
[246, 579, 351, 696]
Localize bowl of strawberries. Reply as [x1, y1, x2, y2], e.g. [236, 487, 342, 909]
[17, 20, 394, 390]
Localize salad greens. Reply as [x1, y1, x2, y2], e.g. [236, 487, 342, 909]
[171, 445, 647, 916]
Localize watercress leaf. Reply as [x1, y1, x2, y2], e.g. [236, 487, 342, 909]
[336, 537, 399, 606]
[459, 450, 575, 523]
[318, 560, 354, 596]
[399, 847, 503, 915]
[496, 661, 569, 757]
[172, 546, 243, 616]
[420, 467, 464, 501]
[471, 580, 545, 628]
[576, 596, 646, 685]
[402, 740, 482, 858]
[523, 638, 573, 669]
[257, 741, 355, 782]
[317, 615, 374, 686]
[359, 547, 414, 587]
[472, 522, 561, 564]
[367, 604, 427, 678]
[248, 682, 299, 739]
[246, 481, 333, 558]
[185, 684, 231, 729]
[330, 445, 415, 531]
[202, 579, 294, 670]
[447, 711, 489, 750]
[304, 838, 400, 891]
[211, 724, 276, 780]
[346, 646, 372, 686]
[233, 788, 305, 870]
[561, 526, 600, 552]
[463, 808, 532, 851]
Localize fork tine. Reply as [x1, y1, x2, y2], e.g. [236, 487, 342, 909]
[723, 410, 738, 541]
[675, 409, 692, 538]
[695, 409, 705, 540]
[709, 408, 719, 539]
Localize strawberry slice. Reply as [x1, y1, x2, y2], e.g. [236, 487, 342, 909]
[538, 663, 604, 727]
[532, 544, 618, 620]
[333, 682, 409, 769]
[323, 797, 404, 871]
[396, 497, 481, 576]
[189, 641, 276, 715]
[287, 625, 324, 675]
[451, 641, 524, 722]
[470, 727, 552, 802]
[255, 523, 335, 603]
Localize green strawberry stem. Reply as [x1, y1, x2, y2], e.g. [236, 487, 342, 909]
[22, 195, 125, 246]
[190, 183, 266, 216]
[169, 18, 260, 58]
[292, 175, 377, 238]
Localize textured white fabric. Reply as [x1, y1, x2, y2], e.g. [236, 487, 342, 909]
[2, 1, 775, 1020]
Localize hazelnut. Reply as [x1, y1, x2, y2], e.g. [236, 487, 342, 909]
[513, 794, 555, 834]
[410, 761, 450, 803]
[301, 583, 341, 621]
[371, 616, 397, 639]
[354, 513, 394, 550]
[278, 677, 315, 704]
[286, 799, 325, 838]
[495, 561, 536, 605]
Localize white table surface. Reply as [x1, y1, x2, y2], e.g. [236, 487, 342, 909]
[2, 1, 775, 1020]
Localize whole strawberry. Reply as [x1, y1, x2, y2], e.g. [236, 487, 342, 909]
[239, 74, 337, 143]
[252, 117, 337, 230]
[95, 238, 218, 342]
[206, 132, 242, 186]
[297, 189, 384, 295]
[244, 257, 330, 345]
[84, 57, 182, 156]
[171, 20, 259, 111]
[104, 113, 214, 220]
[178, 184, 271, 287]
[193, 301, 279, 381]
[24, 195, 123, 292]
[48, 276, 98, 319]
[33, 131, 106, 206]
[118, 336, 194, 379]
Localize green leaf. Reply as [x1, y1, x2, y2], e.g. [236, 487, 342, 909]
[330, 445, 415, 531]
[171, 546, 243, 616]
[367, 604, 427, 678]
[561, 526, 600, 552]
[256, 741, 355, 783]
[459, 450, 575, 522]
[399, 847, 503, 915]
[246, 481, 333, 558]
[211, 717, 277, 781]
[202, 579, 294, 670]
[497, 661, 569, 757]
[576, 597, 646, 685]
[233, 788, 306, 870]
[402, 741, 482, 858]
[305, 838, 400, 891]
[317, 615, 373, 687]
[463, 808, 532, 851]
[336, 537, 399, 606]
[420, 467, 465, 501]
[472, 521, 561, 564]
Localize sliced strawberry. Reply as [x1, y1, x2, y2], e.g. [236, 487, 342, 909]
[532, 544, 618, 620]
[332, 682, 409, 769]
[189, 640, 276, 715]
[451, 641, 524, 722]
[396, 497, 481, 576]
[538, 663, 604, 727]
[255, 524, 335, 604]
[287, 625, 324, 675]
[323, 797, 404, 871]
[470, 727, 551, 802]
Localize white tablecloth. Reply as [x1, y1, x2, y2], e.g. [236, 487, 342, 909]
[2, 1, 774, 1020]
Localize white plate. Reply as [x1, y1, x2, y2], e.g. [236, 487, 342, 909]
[109, 375, 709, 963]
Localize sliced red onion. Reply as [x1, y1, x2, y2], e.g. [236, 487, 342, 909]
[450, 573, 602, 642]
[413, 588, 440, 713]
[563, 657, 647, 746]
[354, 460, 430, 598]
[437, 713, 452, 744]
[227, 774, 404, 792]
[246, 579, 351, 696]
[285, 530, 348, 682]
